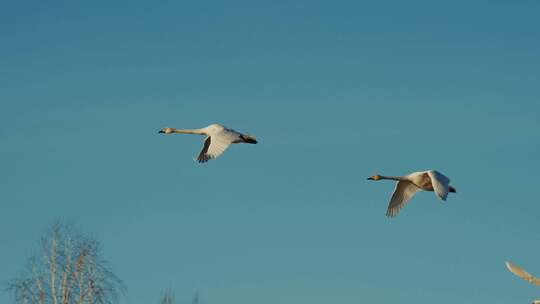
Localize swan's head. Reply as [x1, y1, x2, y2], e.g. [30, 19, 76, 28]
[158, 127, 175, 134]
[367, 175, 382, 181]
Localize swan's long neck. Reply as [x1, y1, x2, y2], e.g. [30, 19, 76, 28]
[380, 175, 405, 181]
[173, 129, 205, 135]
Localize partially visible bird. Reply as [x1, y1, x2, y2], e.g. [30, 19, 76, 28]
[158, 124, 257, 163]
[505, 261, 540, 286]
[367, 170, 456, 218]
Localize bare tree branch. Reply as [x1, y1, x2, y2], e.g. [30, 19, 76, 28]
[160, 290, 175, 304]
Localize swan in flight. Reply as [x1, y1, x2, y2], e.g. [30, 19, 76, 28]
[367, 170, 456, 218]
[158, 124, 257, 163]
[505, 261, 540, 286]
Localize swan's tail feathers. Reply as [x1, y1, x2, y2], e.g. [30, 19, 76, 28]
[241, 135, 258, 144]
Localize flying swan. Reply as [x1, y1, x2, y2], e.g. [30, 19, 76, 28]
[158, 124, 257, 163]
[367, 170, 456, 218]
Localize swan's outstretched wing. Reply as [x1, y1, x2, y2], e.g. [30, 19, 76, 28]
[196, 135, 232, 163]
[427, 170, 450, 201]
[386, 181, 421, 218]
[506, 261, 540, 286]
[197, 137, 212, 162]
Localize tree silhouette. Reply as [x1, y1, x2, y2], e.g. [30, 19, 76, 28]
[8, 222, 125, 304]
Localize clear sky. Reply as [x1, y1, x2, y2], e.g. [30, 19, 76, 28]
[1, 1, 540, 303]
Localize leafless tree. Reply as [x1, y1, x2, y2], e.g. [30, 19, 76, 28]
[8, 222, 125, 304]
[159, 290, 175, 304]
[158, 290, 200, 304]
[191, 291, 199, 304]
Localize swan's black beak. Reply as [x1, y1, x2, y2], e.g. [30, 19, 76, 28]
[158, 130, 165, 134]
[367, 177, 374, 180]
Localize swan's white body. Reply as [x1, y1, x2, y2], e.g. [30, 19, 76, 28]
[159, 124, 257, 163]
[368, 170, 455, 218]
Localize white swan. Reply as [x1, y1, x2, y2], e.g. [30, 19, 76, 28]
[505, 261, 540, 286]
[367, 170, 456, 218]
[158, 124, 257, 163]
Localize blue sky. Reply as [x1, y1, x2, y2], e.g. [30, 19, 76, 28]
[1, 1, 540, 303]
